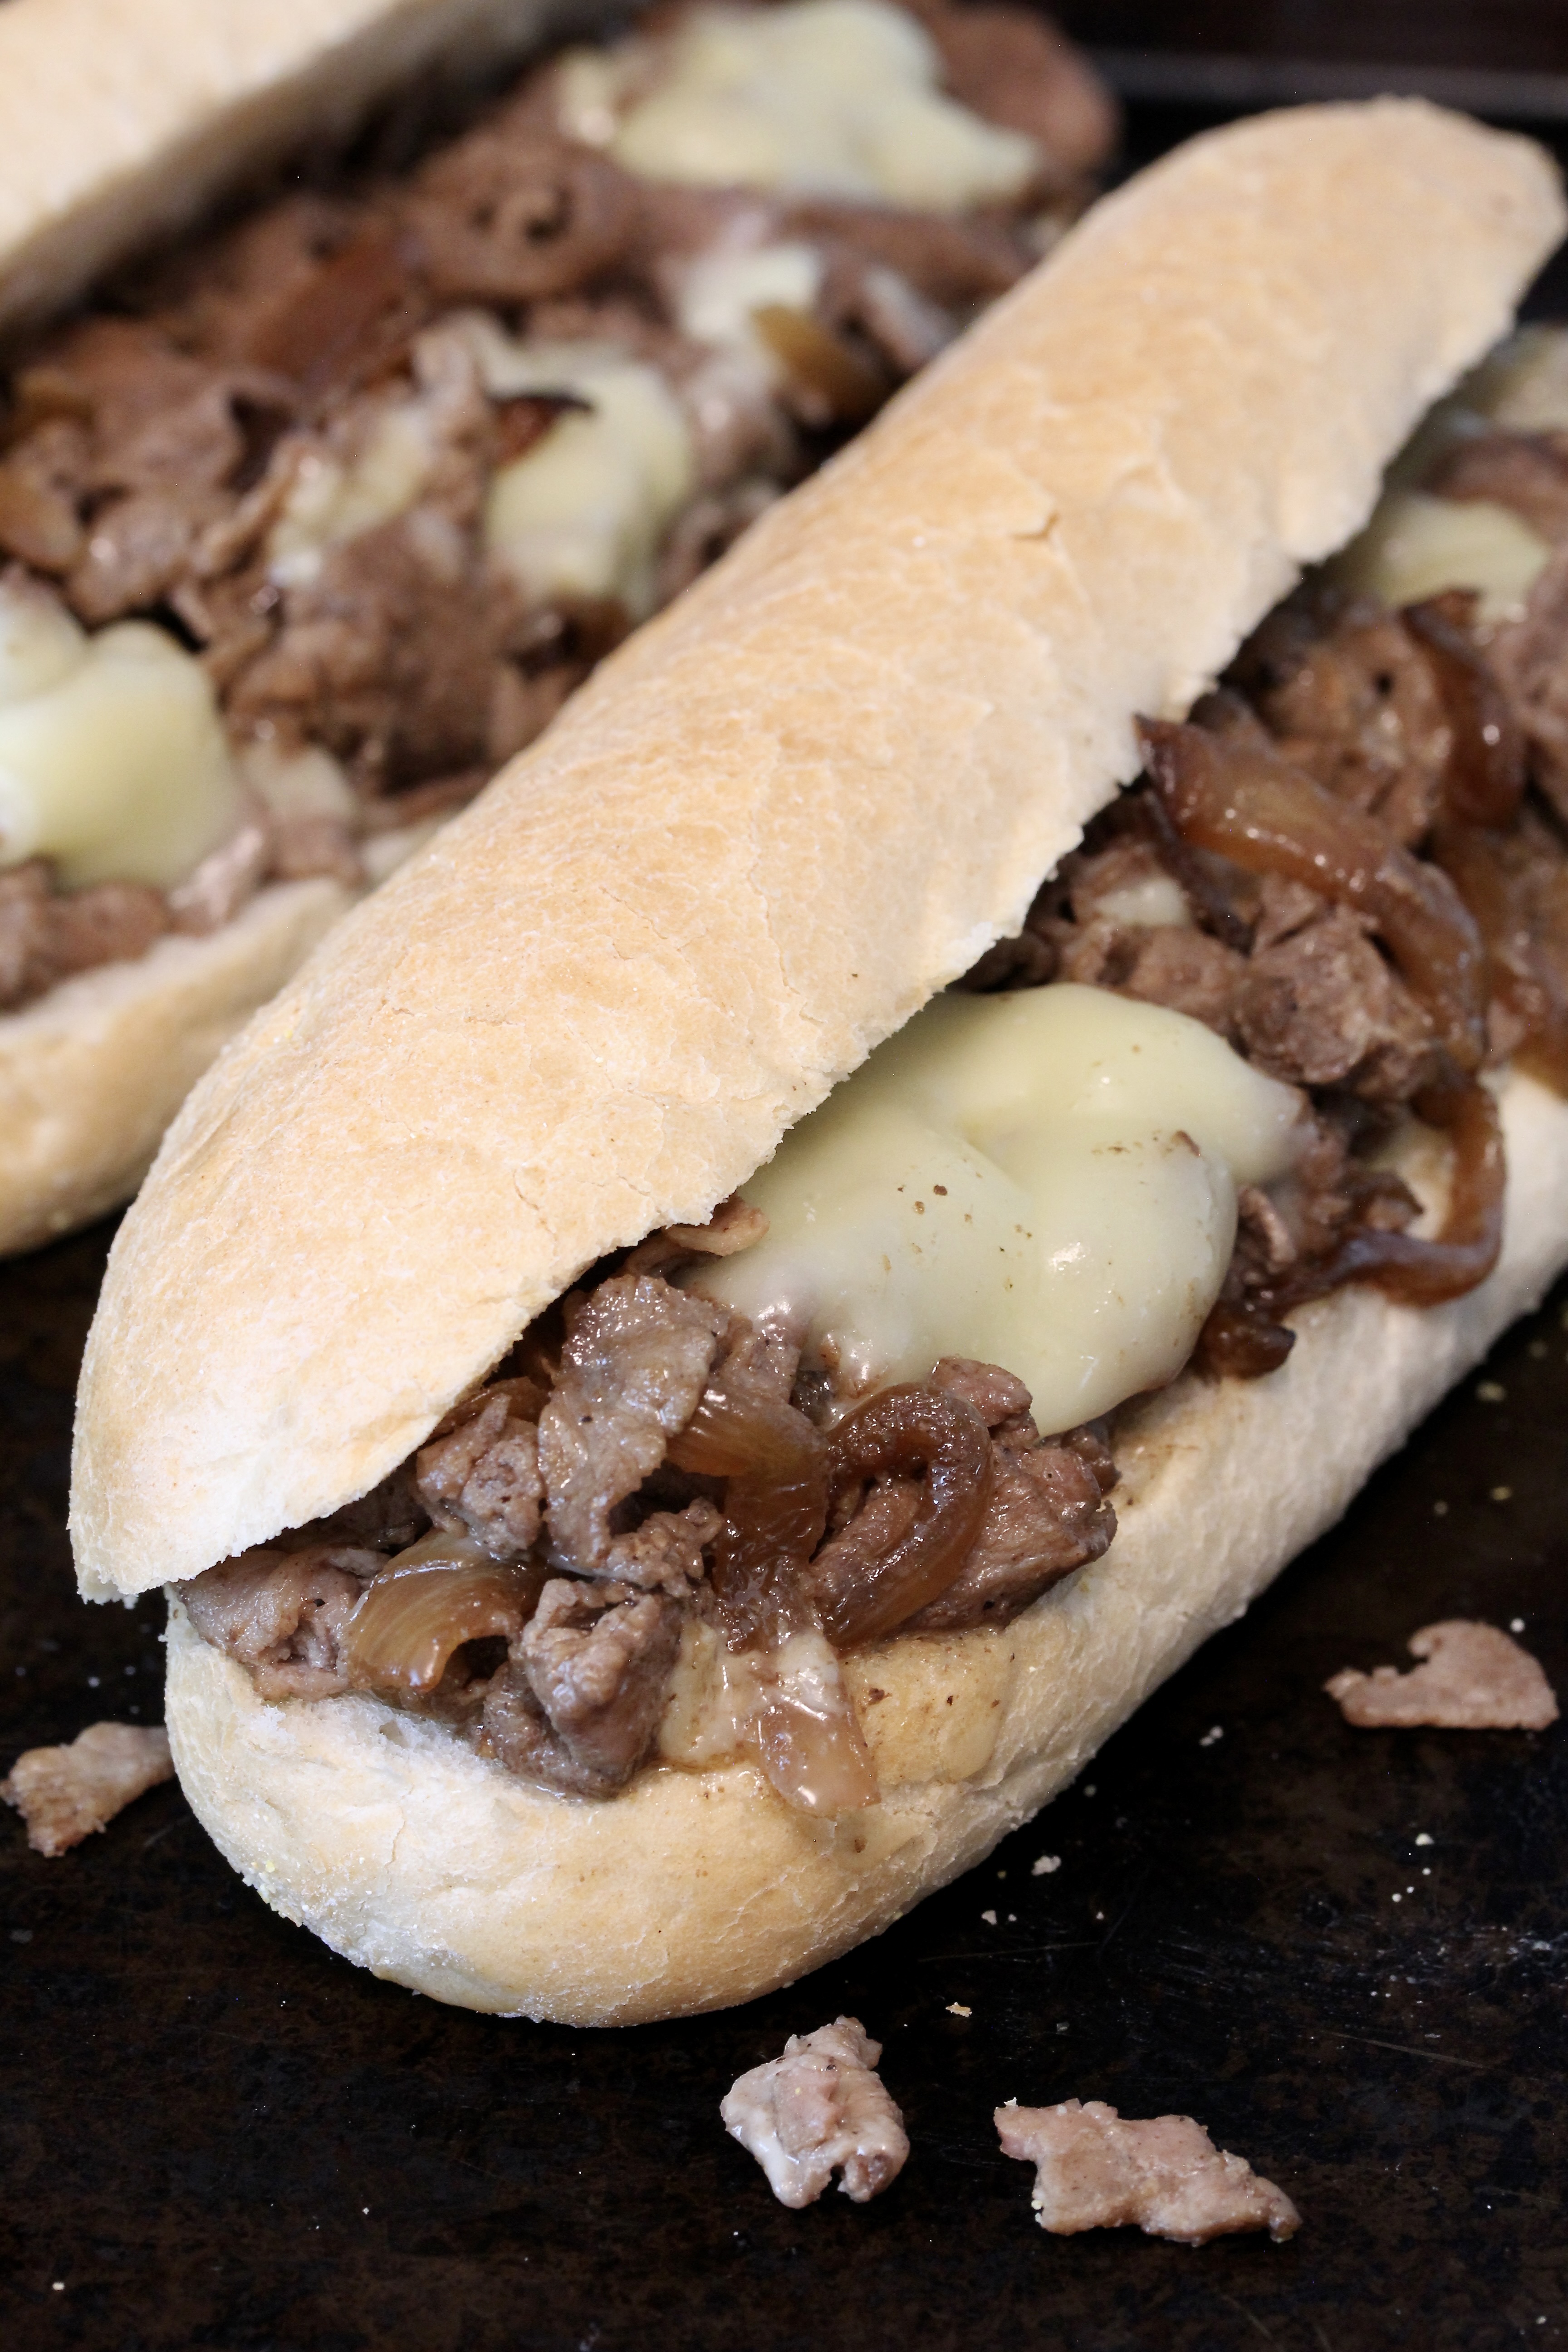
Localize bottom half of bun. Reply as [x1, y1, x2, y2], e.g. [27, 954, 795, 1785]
[162, 1070, 1568, 2027]
[0, 877, 350, 1255]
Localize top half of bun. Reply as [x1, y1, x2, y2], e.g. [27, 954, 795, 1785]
[70, 101, 1565, 1598]
[0, 0, 592, 339]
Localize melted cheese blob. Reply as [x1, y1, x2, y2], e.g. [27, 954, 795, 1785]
[559, 0, 1039, 214]
[267, 407, 439, 590]
[473, 330, 697, 617]
[1336, 489, 1550, 623]
[686, 986, 1303, 1432]
[0, 581, 241, 891]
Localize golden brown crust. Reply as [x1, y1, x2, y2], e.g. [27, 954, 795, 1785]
[73, 102, 1566, 1594]
[0, 881, 350, 1256]
[162, 1070, 1568, 2023]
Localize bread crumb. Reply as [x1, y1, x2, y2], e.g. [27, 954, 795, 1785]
[1476, 1381, 1506, 1402]
[947, 2003, 972, 2017]
[1033, 1854, 1061, 1877]
[1415, 1833, 1434, 1846]
[1199, 1725, 1224, 1747]
[981, 1909, 998, 1925]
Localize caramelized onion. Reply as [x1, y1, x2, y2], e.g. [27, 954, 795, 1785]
[667, 1369, 828, 1646]
[1140, 717, 1489, 1072]
[1268, 1077, 1504, 1310]
[1403, 595, 1527, 829]
[1195, 1298, 1296, 1380]
[1432, 823, 1568, 1095]
[342, 1533, 542, 1694]
[815, 1387, 994, 1648]
[753, 1631, 880, 1816]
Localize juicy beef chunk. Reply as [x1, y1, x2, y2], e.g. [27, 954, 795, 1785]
[416, 1380, 546, 1563]
[1490, 541, 1568, 826]
[2, 1723, 174, 1857]
[1231, 904, 1440, 1099]
[1326, 1619, 1559, 1730]
[537, 1274, 730, 1576]
[1233, 597, 1450, 846]
[0, 417, 90, 571]
[0, 861, 55, 1007]
[996, 2100, 1300, 2245]
[1428, 427, 1568, 546]
[298, 1458, 429, 1553]
[722, 2017, 909, 2208]
[0, 860, 171, 1011]
[812, 1360, 1115, 1636]
[906, 1439, 1115, 1631]
[403, 127, 638, 304]
[177, 1545, 380, 1700]
[1059, 920, 1245, 1037]
[599, 1499, 724, 1594]
[480, 1577, 681, 1794]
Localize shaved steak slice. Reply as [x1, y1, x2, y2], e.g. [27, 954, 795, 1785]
[3, 1722, 175, 1856]
[1325, 1619, 1558, 1729]
[722, 2018, 909, 2207]
[996, 2098, 1300, 2245]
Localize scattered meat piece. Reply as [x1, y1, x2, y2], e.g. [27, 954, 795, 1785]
[537, 1274, 730, 1573]
[3, 1723, 175, 1857]
[176, 1544, 380, 1700]
[1231, 904, 1439, 1099]
[995, 2099, 1300, 2246]
[1429, 428, 1568, 546]
[721, 2018, 909, 2208]
[480, 1576, 681, 1793]
[416, 1381, 545, 1562]
[1325, 1619, 1559, 1729]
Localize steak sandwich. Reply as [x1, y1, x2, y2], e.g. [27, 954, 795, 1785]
[71, 100, 1568, 2024]
[0, 0, 1110, 1251]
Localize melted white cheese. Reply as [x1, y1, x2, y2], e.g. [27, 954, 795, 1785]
[1336, 489, 1550, 624]
[559, 0, 1039, 214]
[676, 240, 825, 372]
[470, 328, 696, 617]
[686, 985, 1304, 1432]
[0, 582, 242, 890]
[267, 406, 439, 590]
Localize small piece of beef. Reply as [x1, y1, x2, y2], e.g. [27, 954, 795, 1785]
[918, 0, 1118, 179]
[416, 1382, 545, 1562]
[906, 1439, 1114, 1630]
[537, 1274, 730, 1575]
[1429, 427, 1568, 546]
[928, 1355, 1032, 1432]
[1233, 597, 1450, 847]
[1325, 1619, 1559, 1729]
[1490, 540, 1568, 825]
[403, 130, 638, 304]
[996, 2099, 1300, 2244]
[0, 860, 55, 1007]
[1113, 925, 1246, 1035]
[0, 417, 90, 571]
[601, 1499, 723, 1594]
[1231, 905, 1439, 1098]
[46, 880, 170, 976]
[721, 2018, 909, 2208]
[177, 1544, 380, 1700]
[480, 1576, 680, 1793]
[2, 1722, 175, 1857]
[298, 1458, 429, 1553]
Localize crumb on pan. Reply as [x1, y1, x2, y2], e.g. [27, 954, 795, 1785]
[1325, 1620, 1558, 1730]
[995, 2098, 1300, 2245]
[721, 2017, 909, 2208]
[2, 1721, 174, 1856]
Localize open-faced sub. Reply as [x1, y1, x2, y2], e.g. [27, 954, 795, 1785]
[0, 0, 1112, 1253]
[71, 97, 1568, 2026]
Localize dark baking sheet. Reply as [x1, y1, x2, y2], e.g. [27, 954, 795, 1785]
[6, 41, 1568, 2352]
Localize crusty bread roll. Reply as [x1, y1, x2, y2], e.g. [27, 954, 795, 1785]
[69, 101, 1568, 2021]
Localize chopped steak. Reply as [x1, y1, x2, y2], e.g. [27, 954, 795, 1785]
[176, 1544, 380, 1700]
[1325, 1619, 1559, 1730]
[1490, 541, 1568, 826]
[906, 1437, 1114, 1629]
[721, 2018, 909, 2208]
[927, 1354, 1032, 1433]
[3, 1722, 174, 1857]
[1231, 904, 1439, 1099]
[0, 859, 170, 1009]
[538, 1274, 730, 1574]
[480, 1577, 681, 1793]
[995, 2099, 1300, 2245]
[1234, 596, 1450, 847]
[416, 1381, 545, 1562]
[1059, 919, 1245, 1036]
[298, 1458, 430, 1553]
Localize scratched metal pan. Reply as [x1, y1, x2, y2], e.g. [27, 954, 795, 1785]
[5, 71, 1568, 2352]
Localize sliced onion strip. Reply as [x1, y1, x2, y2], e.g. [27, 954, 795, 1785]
[343, 1533, 541, 1694]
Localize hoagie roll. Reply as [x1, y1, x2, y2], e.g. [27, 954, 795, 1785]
[71, 98, 1568, 2024]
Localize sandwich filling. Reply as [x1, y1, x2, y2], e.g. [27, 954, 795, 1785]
[0, 0, 1112, 1011]
[176, 330, 1568, 1818]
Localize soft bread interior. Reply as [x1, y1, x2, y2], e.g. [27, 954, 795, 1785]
[0, 881, 349, 1256]
[162, 1068, 1568, 2024]
[72, 102, 1565, 1596]
[0, 0, 616, 338]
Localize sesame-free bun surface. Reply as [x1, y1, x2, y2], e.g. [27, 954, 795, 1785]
[0, 0, 602, 338]
[162, 1069, 1568, 2024]
[73, 102, 1565, 1597]
[0, 881, 348, 1257]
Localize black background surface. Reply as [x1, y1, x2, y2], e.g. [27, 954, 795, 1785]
[5, 10, 1568, 2349]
